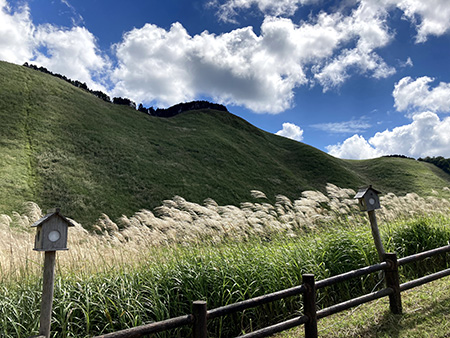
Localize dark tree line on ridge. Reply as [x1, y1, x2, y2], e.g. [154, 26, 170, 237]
[418, 156, 450, 175]
[22, 63, 228, 117]
[23, 63, 112, 103]
[383, 154, 415, 160]
[137, 101, 228, 117]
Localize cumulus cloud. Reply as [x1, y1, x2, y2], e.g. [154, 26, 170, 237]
[393, 76, 450, 113]
[214, 0, 450, 43]
[111, 5, 399, 112]
[330, 72, 450, 159]
[276, 122, 304, 141]
[0, 0, 109, 92]
[327, 134, 381, 159]
[0, 0, 35, 63]
[327, 112, 450, 159]
[394, 0, 450, 42]
[107, 0, 450, 111]
[3, 0, 450, 115]
[370, 112, 450, 157]
[111, 19, 309, 113]
[313, 1, 396, 90]
[34, 26, 110, 91]
[315, 49, 396, 90]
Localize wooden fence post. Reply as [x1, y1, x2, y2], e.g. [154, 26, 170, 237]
[303, 274, 318, 338]
[192, 300, 207, 338]
[354, 186, 385, 262]
[368, 210, 385, 261]
[384, 253, 402, 314]
[39, 251, 56, 338]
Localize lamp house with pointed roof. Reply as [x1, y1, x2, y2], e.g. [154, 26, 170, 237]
[31, 208, 75, 251]
[354, 185, 381, 212]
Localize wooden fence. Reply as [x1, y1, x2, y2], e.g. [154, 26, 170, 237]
[92, 244, 450, 338]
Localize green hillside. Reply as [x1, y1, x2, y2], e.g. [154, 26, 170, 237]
[1, 61, 450, 225]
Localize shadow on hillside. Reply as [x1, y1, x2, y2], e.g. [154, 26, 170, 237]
[342, 292, 450, 338]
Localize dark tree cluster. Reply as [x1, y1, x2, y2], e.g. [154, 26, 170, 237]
[113, 97, 136, 109]
[23, 63, 228, 118]
[382, 154, 415, 160]
[138, 100, 228, 118]
[23, 63, 112, 103]
[418, 156, 450, 174]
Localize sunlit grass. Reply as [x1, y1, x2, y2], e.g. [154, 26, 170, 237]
[276, 276, 450, 338]
[3, 61, 450, 226]
[1, 185, 450, 337]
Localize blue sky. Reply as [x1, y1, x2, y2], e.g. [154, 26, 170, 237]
[1, 0, 450, 159]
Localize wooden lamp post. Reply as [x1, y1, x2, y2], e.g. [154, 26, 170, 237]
[354, 186, 385, 261]
[31, 208, 74, 338]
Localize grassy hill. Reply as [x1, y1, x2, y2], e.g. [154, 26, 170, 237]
[1, 60, 450, 226]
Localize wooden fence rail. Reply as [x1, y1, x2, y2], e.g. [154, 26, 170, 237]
[92, 244, 450, 338]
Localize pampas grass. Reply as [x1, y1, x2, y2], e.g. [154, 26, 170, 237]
[1, 185, 450, 337]
[2, 184, 450, 282]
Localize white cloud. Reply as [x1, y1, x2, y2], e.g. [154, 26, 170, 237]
[0, 0, 109, 92]
[394, 0, 450, 42]
[276, 122, 304, 141]
[327, 134, 381, 159]
[327, 112, 450, 159]
[111, 23, 193, 107]
[211, 0, 317, 23]
[371, 112, 450, 158]
[214, 0, 450, 43]
[400, 56, 413, 68]
[312, 118, 371, 134]
[111, 7, 398, 112]
[331, 72, 450, 160]
[0, 0, 35, 63]
[107, 0, 450, 112]
[34, 25, 110, 91]
[393, 76, 450, 113]
[315, 49, 396, 90]
[111, 20, 309, 113]
[313, 1, 396, 90]
[3, 0, 450, 115]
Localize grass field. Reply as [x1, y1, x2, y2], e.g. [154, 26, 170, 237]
[2, 60, 450, 337]
[2, 60, 450, 226]
[1, 185, 450, 337]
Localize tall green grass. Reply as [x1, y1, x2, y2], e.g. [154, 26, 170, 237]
[2, 214, 450, 337]
[387, 216, 450, 277]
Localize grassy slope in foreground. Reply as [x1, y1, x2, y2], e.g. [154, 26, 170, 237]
[277, 276, 450, 338]
[1, 60, 450, 225]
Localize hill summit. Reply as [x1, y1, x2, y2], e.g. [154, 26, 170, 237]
[1, 60, 450, 225]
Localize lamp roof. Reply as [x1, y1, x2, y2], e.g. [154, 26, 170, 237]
[31, 208, 76, 228]
[354, 185, 381, 199]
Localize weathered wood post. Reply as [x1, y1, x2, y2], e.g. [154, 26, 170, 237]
[192, 300, 208, 338]
[303, 274, 318, 338]
[354, 186, 385, 261]
[40, 251, 56, 337]
[384, 253, 402, 314]
[31, 208, 74, 338]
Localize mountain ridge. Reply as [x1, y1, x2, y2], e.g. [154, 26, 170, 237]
[1, 60, 450, 225]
